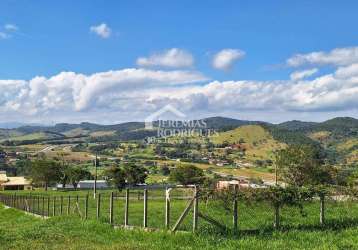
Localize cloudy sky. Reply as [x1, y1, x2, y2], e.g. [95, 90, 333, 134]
[1, 0, 358, 124]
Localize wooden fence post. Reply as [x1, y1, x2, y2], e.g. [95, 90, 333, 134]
[143, 189, 148, 228]
[165, 187, 171, 229]
[320, 194, 325, 225]
[60, 196, 63, 215]
[233, 185, 238, 233]
[193, 186, 199, 232]
[42, 196, 45, 217]
[67, 196, 71, 215]
[53, 197, 56, 216]
[124, 189, 129, 226]
[85, 195, 88, 220]
[36, 196, 39, 214]
[274, 204, 280, 229]
[47, 197, 50, 216]
[29, 194, 32, 212]
[109, 192, 114, 225]
[96, 193, 101, 219]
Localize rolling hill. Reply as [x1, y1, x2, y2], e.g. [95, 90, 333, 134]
[0, 117, 356, 165]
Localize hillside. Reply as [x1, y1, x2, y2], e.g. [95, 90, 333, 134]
[0, 116, 356, 165]
[211, 125, 286, 161]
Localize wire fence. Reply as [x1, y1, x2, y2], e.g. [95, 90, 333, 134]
[1, 187, 358, 234]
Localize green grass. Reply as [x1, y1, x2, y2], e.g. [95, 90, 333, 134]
[3, 199, 358, 249]
[6, 132, 51, 141]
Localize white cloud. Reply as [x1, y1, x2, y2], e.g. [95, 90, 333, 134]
[147, 68, 358, 114]
[90, 23, 112, 39]
[4, 24, 18, 31]
[335, 63, 358, 78]
[212, 49, 245, 70]
[287, 47, 358, 67]
[290, 68, 318, 81]
[137, 48, 194, 68]
[0, 68, 208, 117]
[1, 46, 358, 123]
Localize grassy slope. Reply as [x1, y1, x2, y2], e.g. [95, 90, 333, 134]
[2, 204, 358, 250]
[211, 125, 286, 161]
[336, 138, 358, 164]
[4, 132, 53, 141]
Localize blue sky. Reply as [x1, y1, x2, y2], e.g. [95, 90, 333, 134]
[0, 0, 358, 124]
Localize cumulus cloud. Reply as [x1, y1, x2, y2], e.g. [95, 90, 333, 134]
[0, 68, 208, 117]
[212, 49, 245, 70]
[147, 66, 358, 113]
[90, 23, 112, 39]
[137, 48, 194, 68]
[287, 47, 358, 67]
[1, 46, 358, 123]
[290, 68, 318, 81]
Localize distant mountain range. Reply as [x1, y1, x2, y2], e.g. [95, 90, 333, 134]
[0, 116, 357, 164]
[0, 122, 44, 129]
[0, 116, 357, 138]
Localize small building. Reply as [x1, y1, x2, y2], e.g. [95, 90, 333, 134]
[56, 180, 109, 190]
[78, 180, 108, 189]
[0, 171, 32, 190]
[216, 179, 266, 190]
[216, 180, 242, 190]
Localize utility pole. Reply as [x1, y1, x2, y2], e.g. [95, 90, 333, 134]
[275, 161, 278, 186]
[93, 153, 98, 199]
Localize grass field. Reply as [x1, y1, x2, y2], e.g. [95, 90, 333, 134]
[211, 125, 286, 161]
[3, 197, 358, 249]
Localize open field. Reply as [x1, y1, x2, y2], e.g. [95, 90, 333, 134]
[3, 189, 358, 233]
[3, 197, 358, 249]
[154, 159, 275, 181]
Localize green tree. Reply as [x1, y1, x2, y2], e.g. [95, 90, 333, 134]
[123, 164, 147, 186]
[15, 159, 32, 176]
[275, 145, 331, 187]
[169, 165, 205, 185]
[160, 165, 171, 176]
[30, 160, 62, 191]
[67, 166, 92, 190]
[104, 164, 147, 190]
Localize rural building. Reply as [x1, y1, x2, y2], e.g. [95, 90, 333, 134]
[216, 179, 266, 190]
[78, 180, 108, 189]
[56, 180, 109, 190]
[0, 171, 32, 190]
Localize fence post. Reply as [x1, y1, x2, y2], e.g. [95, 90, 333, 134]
[109, 192, 114, 225]
[67, 196, 71, 215]
[193, 186, 199, 233]
[47, 197, 50, 216]
[53, 197, 56, 216]
[165, 187, 170, 229]
[143, 189, 148, 228]
[274, 204, 280, 229]
[37, 196, 40, 214]
[96, 193, 101, 219]
[29, 194, 32, 212]
[233, 185, 238, 233]
[124, 189, 129, 226]
[42, 196, 45, 217]
[320, 194, 325, 225]
[85, 194, 88, 220]
[60, 196, 63, 215]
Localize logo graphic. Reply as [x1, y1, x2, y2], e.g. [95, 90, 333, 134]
[144, 104, 218, 144]
[144, 104, 186, 130]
